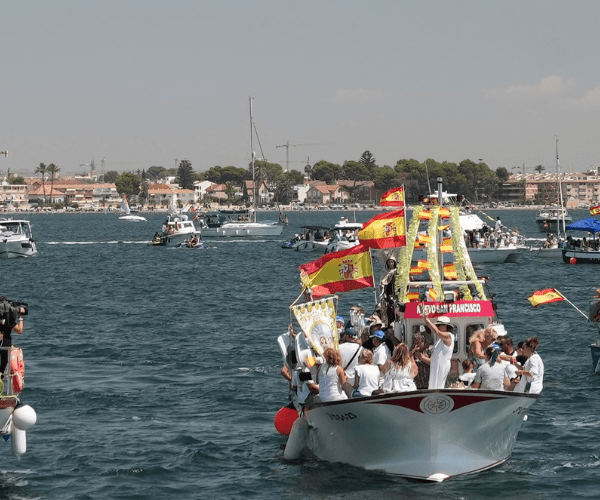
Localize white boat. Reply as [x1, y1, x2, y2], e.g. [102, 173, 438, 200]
[413, 210, 526, 264]
[322, 217, 363, 254]
[281, 226, 330, 251]
[150, 194, 200, 247]
[277, 177, 538, 481]
[0, 219, 37, 258]
[535, 207, 572, 232]
[118, 196, 146, 222]
[199, 209, 283, 237]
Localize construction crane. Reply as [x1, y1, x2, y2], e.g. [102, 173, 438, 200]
[275, 140, 331, 171]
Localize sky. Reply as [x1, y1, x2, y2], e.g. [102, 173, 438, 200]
[2, 0, 600, 177]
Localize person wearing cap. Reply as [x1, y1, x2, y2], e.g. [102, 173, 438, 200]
[423, 314, 454, 389]
[335, 316, 345, 333]
[370, 329, 391, 372]
[339, 326, 363, 396]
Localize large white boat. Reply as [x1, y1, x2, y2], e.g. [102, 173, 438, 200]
[413, 210, 526, 264]
[199, 209, 283, 237]
[277, 178, 538, 481]
[0, 219, 37, 258]
[150, 214, 200, 247]
[118, 196, 146, 222]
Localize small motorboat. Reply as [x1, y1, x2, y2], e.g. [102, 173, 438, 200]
[0, 219, 37, 258]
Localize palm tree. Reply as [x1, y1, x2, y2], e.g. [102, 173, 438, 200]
[47, 163, 60, 204]
[534, 164, 546, 174]
[35, 163, 47, 204]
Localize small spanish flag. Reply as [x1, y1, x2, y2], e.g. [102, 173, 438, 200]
[438, 207, 450, 219]
[444, 263, 458, 280]
[428, 288, 438, 301]
[407, 292, 420, 302]
[591, 204, 600, 216]
[527, 288, 564, 308]
[410, 266, 424, 275]
[299, 244, 374, 298]
[440, 238, 453, 253]
[417, 234, 432, 245]
[358, 209, 406, 249]
[419, 211, 433, 220]
[417, 259, 431, 270]
[380, 186, 405, 207]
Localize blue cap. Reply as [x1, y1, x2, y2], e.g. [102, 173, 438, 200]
[370, 330, 386, 340]
[336, 316, 344, 323]
[351, 303, 364, 311]
[344, 327, 357, 337]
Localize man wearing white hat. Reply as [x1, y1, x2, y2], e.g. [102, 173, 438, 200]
[423, 314, 454, 389]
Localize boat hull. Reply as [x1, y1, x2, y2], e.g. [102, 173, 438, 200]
[590, 344, 600, 371]
[300, 389, 538, 481]
[413, 247, 525, 264]
[0, 238, 37, 258]
[202, 222, 283, 237]
[562, 249, 600, 264]
[535, 217, 572, 233]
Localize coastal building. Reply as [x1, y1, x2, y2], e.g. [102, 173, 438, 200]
[501, 172, 600, 207]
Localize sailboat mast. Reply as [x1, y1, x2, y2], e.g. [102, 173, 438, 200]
[556, 136, 566, 239]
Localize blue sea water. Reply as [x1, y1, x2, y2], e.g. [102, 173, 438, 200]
[0, 209, 599, 499]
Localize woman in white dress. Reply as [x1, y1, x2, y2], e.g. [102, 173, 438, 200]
[317, 347, 348, 402]
[515, 337, 544, 394]
[380, 343, 418, 393]
[352, 349, 380, 397]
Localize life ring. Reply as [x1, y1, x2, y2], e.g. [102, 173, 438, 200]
[10, 347, 24, 393]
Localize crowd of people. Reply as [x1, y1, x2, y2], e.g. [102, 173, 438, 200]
[464, 217, 523, 249]
[281, 304, 545, 404]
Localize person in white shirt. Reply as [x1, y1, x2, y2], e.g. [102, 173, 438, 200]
[370, 330, 391, 371]
[338, 326, 363, 395]
[423, 315, 455, 389]
[352, 349, 380, 397]
[514, 337, 544, 394]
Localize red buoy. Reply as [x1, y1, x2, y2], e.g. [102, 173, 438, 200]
[570, 257, 577, 264]
[274, 404, 298, 436]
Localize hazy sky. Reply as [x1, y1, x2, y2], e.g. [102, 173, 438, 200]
[2, 0, 600, 176]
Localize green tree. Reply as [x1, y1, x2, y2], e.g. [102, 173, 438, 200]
[373, 166, 398, 190]
[311, 160, 342, 184]
[35, 162, 47, 203]
[534, 164, 546, 174]
[177, 160, 195, 190]
[496, 167, 510, 182]
[47, 163, 60, 202]
[115, 172, 140, 196]
[225, 181, 237, 202]
[147, 166, 167, 180]
[104, 170, 119, 184]
[9, 177, 25, 185]
[359, 150, 377, 175]
[204, 166, 224, 183]
[139, 177, 149, 205]
[221, 166, 249, 184]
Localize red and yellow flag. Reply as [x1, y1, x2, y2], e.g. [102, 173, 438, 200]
[590, 204, 600, 216]
[419, 210, 433, 220]
[358, 209, 406, 249]
[527, 288, 564, 308]
[440, 238, 453, 253]
[299, 244, 374, 298]
[443, 263, 458, 280]
[417, 234, 432, 245]
[380, 186, 405, 207]
[417, 259, 431, 270]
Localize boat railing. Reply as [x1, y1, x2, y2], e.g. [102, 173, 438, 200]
[0, 346, 21, 397]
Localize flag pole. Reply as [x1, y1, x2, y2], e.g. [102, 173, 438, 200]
[369, 248, 378, 309]
[556, 289, 590, 321]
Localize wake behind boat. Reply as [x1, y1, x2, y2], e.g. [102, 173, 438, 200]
[276, 180, 538, 481]
[0, 219, 37, 258]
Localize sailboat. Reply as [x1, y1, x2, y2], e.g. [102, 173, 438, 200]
[118, 195, 146, 222]
[198, 97, 283, 237]
[531, 138, 570, 257]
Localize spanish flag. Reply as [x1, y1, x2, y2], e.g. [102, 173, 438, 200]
[358, 209, 406, 249]
[380, 186, 405, 207]
[527, 288, 564, 308]
[444, 263, 458, 280]
[440, 238, 453, 253]
[419, 210, 433, 220]
[417, 259, 431, 270]
[591, 204, 600, 216]
[299, 244, 374, 298]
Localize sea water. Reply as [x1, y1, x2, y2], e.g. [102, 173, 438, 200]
[0, 209, 598, 499]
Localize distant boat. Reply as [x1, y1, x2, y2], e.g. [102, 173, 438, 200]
[118, 196, 146, 222]
[150, 193, 201, 247]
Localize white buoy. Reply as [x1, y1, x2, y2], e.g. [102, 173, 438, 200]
[283, 417, 308, 460]
[12, 405, 37, 431]
[10, 423, 26, 458]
